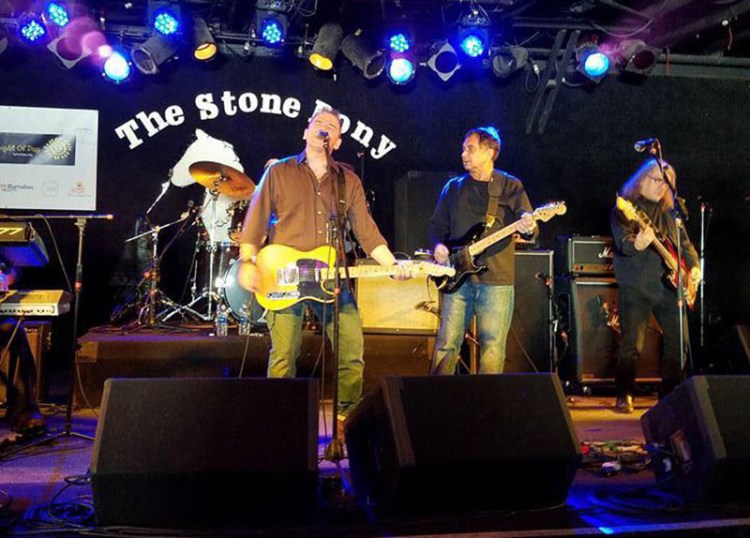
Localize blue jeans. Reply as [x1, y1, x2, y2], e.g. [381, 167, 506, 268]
[431, 283, 514, 375]
[265, 288, 364, 416]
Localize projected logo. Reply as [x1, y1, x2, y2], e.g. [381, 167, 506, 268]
[0, 133, 76, 165]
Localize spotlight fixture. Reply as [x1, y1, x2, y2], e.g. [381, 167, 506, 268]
[387, 51, 416, 85]
[45, 2, 70, 28]
[341, 31, 385, 80]
[255, 0, 292, 47]
[192, 16, 216, 61]
[576, 42, 610, 83]
[148, 1, 181, 36]
[102, 48, 132, 83]
[457, 7, 489, 59]
[425, 40, 461, 82]
[47, 17, 101, 69]
[490, 46, 528, 78]
[616, 39, 659, 75]
[18, 13, 48, 44]
[388, 31, 411, 53]
[131, 34, 179, 74]
[309, 22, 343, 71]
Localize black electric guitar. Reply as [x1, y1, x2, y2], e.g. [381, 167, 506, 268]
[431, 201, 567, 293]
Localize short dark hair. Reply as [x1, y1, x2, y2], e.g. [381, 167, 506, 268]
[465, 126, 502, 160]
[309, 107, 343, 128]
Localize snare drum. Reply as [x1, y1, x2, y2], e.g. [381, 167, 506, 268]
[223, 258, 267, 325]
[195, 241, 238, 293]
[228, 200, 249, 243]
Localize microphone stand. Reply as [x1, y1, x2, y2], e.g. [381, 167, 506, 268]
[653, 150, 689, 381]
[698, 201, 712, 348]
[3, 213, 113, 455]
[322, 136, 346, 462]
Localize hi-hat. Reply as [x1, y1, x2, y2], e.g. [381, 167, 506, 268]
[189, 161, 255, 199]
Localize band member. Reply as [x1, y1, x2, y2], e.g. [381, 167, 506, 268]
[610, 158, 700, 413]
[1, 267, 45, 435]
[428, 127, 536, 375]
[237, 107, 408, 423]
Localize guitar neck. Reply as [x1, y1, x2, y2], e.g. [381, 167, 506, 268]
[467, 221, 520, 257]
[321, 264, 399, 281]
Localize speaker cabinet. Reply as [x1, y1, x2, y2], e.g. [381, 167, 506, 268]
[394, 170, 455, 255]
[356, 259, 440, 334]
[0, 321, 50, 403]
[642, 376, 750, 503]
[91, 378, 319, 527]
[556, 276, 661, 384]
[345, 373, 581, 515]
[505, 251, 553, 373]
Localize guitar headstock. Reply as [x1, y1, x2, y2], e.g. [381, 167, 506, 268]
[616, 196, 640, 223]
[532, 201, 567, 222]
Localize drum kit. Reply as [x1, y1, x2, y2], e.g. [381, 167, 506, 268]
[124, 161, 265, 328]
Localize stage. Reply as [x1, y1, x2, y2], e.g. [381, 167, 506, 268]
[2, 327, 750, 537]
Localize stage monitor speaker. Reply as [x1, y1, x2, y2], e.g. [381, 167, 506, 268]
[394, 170, 454, 255]
[642, 375, 750, 503]
[557, 276, 661, 384]
[356, 259, 439, 334]
[91, 378, 319, 527]
[345, 373, 581, 515]
[505, 251, 553, 373]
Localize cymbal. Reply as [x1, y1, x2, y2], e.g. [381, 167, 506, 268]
[189, 161, 255, 199]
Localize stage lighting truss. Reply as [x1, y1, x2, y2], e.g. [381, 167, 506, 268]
[490, 46, 528, 79]
[425, 40, 461, 82]
[341, 31, 385, 80]
[309, 22, 343, 71]
[575, 42, 611, 83]
[616, 39, 659, 75]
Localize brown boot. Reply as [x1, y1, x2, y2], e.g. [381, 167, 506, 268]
[614, 394, 634, 414]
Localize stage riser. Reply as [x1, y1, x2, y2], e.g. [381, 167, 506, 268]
[76, 332, 433, 407]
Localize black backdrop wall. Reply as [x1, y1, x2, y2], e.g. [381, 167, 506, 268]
[1, 50, 748, 338]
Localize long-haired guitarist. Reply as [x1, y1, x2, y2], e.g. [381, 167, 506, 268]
[610, 157, 701, 413]
[237, 108, 409, 430]
[428, 126, 537, 375]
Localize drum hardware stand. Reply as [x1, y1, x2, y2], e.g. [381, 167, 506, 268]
[160, 188, 226, 323]
[122, 206, 198, 330]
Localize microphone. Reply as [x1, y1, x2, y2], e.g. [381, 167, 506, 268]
[180, 200, 196, 220]
[634, 138, 659, 152]
[317, 130, 329, 140]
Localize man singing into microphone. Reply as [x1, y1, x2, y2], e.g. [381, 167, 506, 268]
[237, 108, 408, 434]
[611, 158, 701, 413]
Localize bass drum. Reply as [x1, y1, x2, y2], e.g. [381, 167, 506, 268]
[223, 258, 267, 326]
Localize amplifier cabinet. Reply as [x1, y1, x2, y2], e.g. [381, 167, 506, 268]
[355, 259, 440, 335]
[0, 320, 50, 403]
[555, 276, 661, 384]
[555, 235, 614, 276]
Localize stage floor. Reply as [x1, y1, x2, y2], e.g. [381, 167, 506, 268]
[3, 392, 750, 536]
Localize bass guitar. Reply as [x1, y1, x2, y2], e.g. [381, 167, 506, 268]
[615, 196, 697, 309]
[431, 201, 567, 293]
[253, 244, 455, 311]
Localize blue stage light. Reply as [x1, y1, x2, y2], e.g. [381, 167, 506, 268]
[260, 17, 284, 45]
[387, 56, 415, 85]
[19, 16, 47, 43]
[389, 32, 410, 53]
[153, 9, 180, 36]
[459, 33, 485, 58]
[46, 2, 70, 28]
[583, 51, 610, 77]
[103, 50, 131, 83]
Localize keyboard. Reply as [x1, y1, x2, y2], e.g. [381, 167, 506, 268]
[0, 290, 72, 316]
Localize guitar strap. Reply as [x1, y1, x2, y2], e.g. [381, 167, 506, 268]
[485, 171, 506, 228]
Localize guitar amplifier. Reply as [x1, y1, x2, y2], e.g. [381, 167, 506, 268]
[555, 235, 614, 276]
[0, 320, 51, 403]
